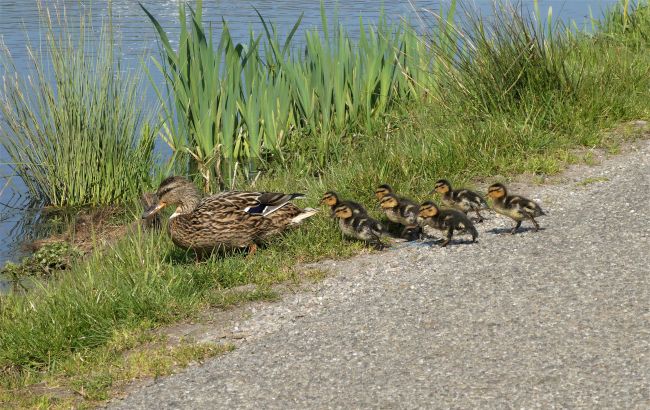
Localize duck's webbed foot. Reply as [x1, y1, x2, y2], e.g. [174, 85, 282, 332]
[510, 220, 522, 235]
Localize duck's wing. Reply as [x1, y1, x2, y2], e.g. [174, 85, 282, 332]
[456, 189, 488, 209]
[203, 191, 305, 217]
[506, 196, 544, 217]
[345, 200, 368, 215]
[399, 200, 420, 224]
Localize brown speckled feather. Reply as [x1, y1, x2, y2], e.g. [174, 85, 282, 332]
[168, 192, 306, 250]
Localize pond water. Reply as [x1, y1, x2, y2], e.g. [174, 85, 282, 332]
[0, 0, 619, 268]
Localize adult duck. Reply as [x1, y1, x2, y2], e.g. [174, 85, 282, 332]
[143, 176, 317, 254]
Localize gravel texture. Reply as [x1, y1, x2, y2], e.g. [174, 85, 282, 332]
[111, 138, 650, 409]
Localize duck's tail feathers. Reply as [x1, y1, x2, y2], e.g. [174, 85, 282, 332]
[291, 208, 318, 224]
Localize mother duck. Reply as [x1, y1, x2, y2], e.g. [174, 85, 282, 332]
[142, 176, 317, 254]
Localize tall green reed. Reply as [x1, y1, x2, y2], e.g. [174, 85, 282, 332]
[143, 0, 435, 190]
[0, 2, 156, 207]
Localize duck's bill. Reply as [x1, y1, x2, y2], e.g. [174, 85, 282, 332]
[142, 202, 166, 219]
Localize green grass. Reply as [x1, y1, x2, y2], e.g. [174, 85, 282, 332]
[0, 3, 156, 207]
[0, 0, 649, 407]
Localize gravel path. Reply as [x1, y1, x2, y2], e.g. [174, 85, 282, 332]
[111, 138, 650, 409]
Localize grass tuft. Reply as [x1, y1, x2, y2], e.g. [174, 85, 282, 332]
[0, 2, 156, 207]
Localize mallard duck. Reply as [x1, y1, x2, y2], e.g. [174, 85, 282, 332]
[432, 179, 489, 222]
[486, 183, 545, 234]
[418, 201, 478, 247]
[334, 203, 386, 250]
[320, 191, 367, 218]
[378, 193, 421, 239]
[142, 176, 317, 254]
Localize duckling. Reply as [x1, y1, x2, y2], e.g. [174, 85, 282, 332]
[418, 201, 478, 247]
[374, 184, 395, 201]
[320, 191, 367, 218]
[378, 193, 421, 240]
[486, 183, 545, 234]
[432, 179, 489, 222]
[374, 184, 412, 202]
[334, 203, 387, 250]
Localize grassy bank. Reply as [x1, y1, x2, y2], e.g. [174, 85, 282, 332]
[1, 0, 649, 407]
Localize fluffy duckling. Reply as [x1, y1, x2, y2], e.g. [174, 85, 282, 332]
[486, 183, 545, 234]
[432, 179, 489, 222]
[374, 184, 395, 201]
[320, 191, 367, 218]
[334, 203, 386, 250]
[378, 193, 421, 239]
[418, 201, 478, 247]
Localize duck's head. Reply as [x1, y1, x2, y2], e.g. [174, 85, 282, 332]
[379, 193, 399, 210]
[321, 191, 340, 207]
[375, 184, 393, 200]
[334, 203, 354, 219]
[487, 183, 507, 200]
[142, 176, 201, 219]
[418, 201, 440, 219]
[431, 179, 451, 195]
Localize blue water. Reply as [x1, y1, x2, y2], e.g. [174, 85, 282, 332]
[0, 0, 620, 266]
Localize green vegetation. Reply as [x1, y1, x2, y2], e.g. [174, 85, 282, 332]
[143, 0, 433, 189]
[1, 242, 81, 284]
[0, 0, 649, 408]
[0, 4, 156, 207]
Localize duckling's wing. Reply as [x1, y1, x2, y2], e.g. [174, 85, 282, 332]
[455, 189, 488, 208]
[345, 200, 368, 215]
[508, 196, 544, 217]
[398, 199, 420, 223]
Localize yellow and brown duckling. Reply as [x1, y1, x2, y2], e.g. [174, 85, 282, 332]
[378, 193, 421, 239]
[321, 191, 367, 218]
[418, 201, 478, 247]
[334, 203, 387, 250]
[374, 184, 395, 201]
[142, 176, 317, 254]
[432, 179, 489, 222]
[486, 183, 546, 234]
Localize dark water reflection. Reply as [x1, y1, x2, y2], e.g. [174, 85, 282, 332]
[0, 0, 618, 268]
